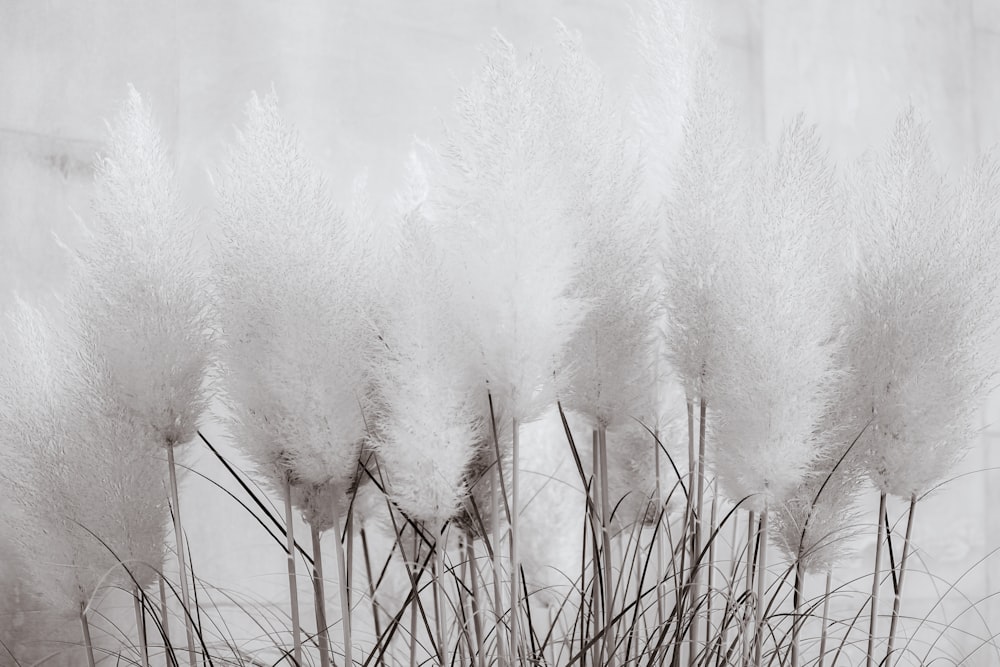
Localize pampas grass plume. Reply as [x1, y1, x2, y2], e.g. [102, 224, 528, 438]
[370, 224, 485, 526]
[843, 108, 1000, 498]
[213, 90, 373, 512]
[75, 86, 214, 450]
[0, 301, 168, 609]
[707, 118, 842, 512]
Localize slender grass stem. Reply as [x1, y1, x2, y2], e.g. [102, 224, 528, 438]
[885, 494, 917, 666]
[311, 523, 331, 667]
[134, 586, 150, 667]
[283, 479, 302, 666]
[705, 480, 718, 650]
[158, 574, 170, 661]
[592, 429, 603, 667]
[167, 445, 197, 667]
[689, 399, 707, 665]
[654, 428, 665, 635]
[866, 491, 887, 667]
[432, 531, 446, 666]
[466, 536, 486, 667]
[360, 527, 385, 667]
[597, 424, 615, 667]
[790, 558, 804, 667]
[743, 510, 756, 667]
[754, 509, 769, 667]
[409, 537, 419, 667]
[818, 569, 832, 667]
[81, 602, 97, 667]
[331, 511, 354, 666]
[491, 469, 509, 667]
[510, 416, 520, 667]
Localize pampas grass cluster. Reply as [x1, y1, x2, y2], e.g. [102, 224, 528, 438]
[4, 3, 1000, 667]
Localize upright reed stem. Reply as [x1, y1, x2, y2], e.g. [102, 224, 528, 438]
[331, 512, 353, 666]
[597, 424, 616, 667]
[432, 532, 446, 666]
[134, 586, 150, 667]
[158, 574, 170, 656]
[283, 480, 302, 666]
[705, 481, 718, 647]
[866, 491, 887, 667]
[490, 470, 508, 667]
[466, 536, 486, 667]
[311, 524, 331, 667]
[510, 417, 521, 666]
[818, 570, 832, 667]
[885, 494, 917, 666]
[591, 430, 604, 667]
[166, 444, 197, 667]
[791, 558, 804, 667]
[653, 428, 665, 633]
[743, 510, 756, 667]
[81, 602, 97, 667]
[754, 509, 769, 667]
[689, 399, 707, 664]
[360, 527, 385, 667]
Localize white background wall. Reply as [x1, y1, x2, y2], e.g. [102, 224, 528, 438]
[3, 0, 1000, 663]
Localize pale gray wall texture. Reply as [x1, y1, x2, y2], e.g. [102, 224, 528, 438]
[2, 0, 1000, 660]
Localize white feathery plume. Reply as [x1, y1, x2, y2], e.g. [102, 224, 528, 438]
[73, 85, 214, 450]
[0, 300, 168, 611]
[707, 118, 842, 513]
[433, 32, 589, 425]
[772, 445, 866, 574]
[661, 42, 745, 402]
[630, 0, 702, 203]
[604, 392, 688, 529]
[213, 90, 373, 513]
[370, 223, 486, 526]
[554, 25, 659, 429]
[842, 109, 1000, 499]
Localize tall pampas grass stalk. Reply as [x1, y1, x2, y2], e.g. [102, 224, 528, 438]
[69, 86, 214, 667]
[213, 90, 375, 666]
[842, 108, 1000, 667]
[554, 24, 654, 667]
[427, 30, 591, 663]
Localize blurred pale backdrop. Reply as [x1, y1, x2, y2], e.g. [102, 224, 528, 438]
[2, 0, 1000, 660]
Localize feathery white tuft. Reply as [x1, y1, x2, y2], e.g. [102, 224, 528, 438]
[661, 43, 745, 401]
[0, 301, 168, 610]
[842, 109, 1000, 498]
[706, 118, 842, 512]
[370, 223, 486, 526]
[213, 91, 372, 516]
[554, 25, 659, 429]
[73, 85, 214, 449]
[431, 32, 589, 425]
[772, 442, 866, 574]
[630, 0, 702, 203]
